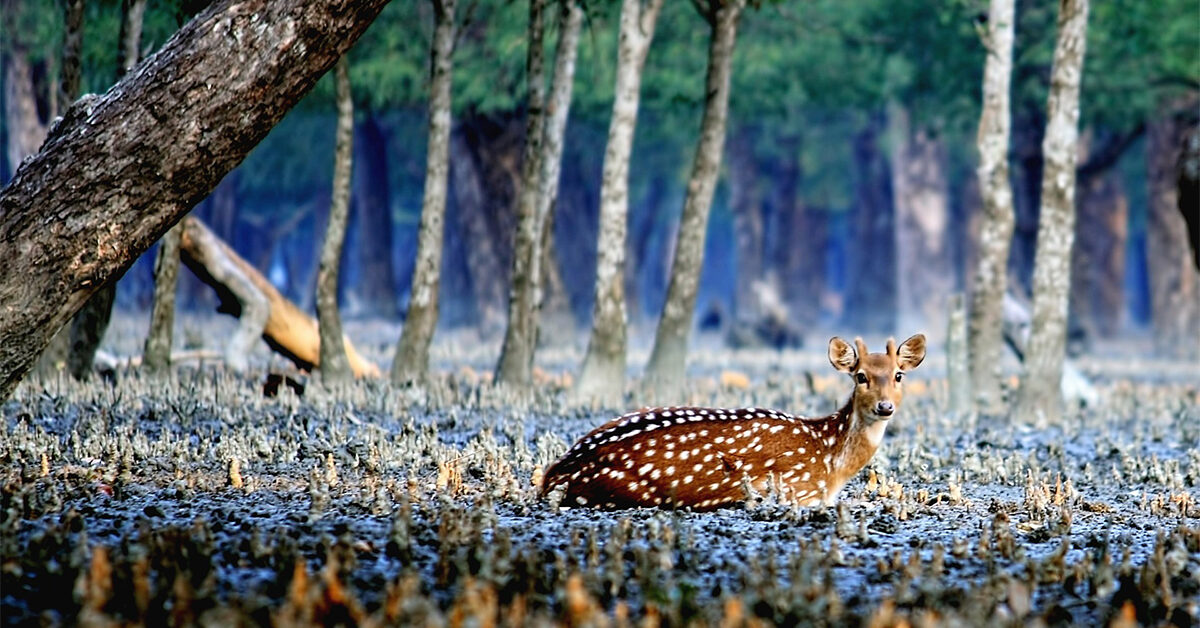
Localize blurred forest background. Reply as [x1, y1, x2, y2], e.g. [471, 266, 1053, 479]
[2, 0, 1197, 356]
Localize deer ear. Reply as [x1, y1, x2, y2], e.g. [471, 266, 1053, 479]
[897, 334, 926, 371]
[828, 337, 857, 373]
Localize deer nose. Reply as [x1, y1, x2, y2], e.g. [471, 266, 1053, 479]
[875, 400, 895, 416]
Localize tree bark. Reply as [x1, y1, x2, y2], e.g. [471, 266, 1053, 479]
[891, 107, 953, 339]
[644, 0, 746, 398]
[533, 0, 584, 342]
[59, 0, 84, 109]
[2, 44, 50, 179]
[495, 0, 549, 387]
[353, 115, 399, 317]
[1146, 106, 1200, 357]
[142, 223, 182, 373]
[118, 0, 148, 78]
[1014, 0, 1089, 425]
[573, 0, 665, 406]
[179, 216, 380, 377]
[968, 0, 1016, 414]
[0, 0, 391, 400]
[1071, 153, 1126, 340]
[316, 57, 354, 383]
[393, 0, 457, 384]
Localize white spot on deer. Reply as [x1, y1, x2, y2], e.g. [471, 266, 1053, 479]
[683, 475, 694, 484]
[709, 482, 720, 491]
[666, 466, 676, 476]
[651, 469, 661, 479]
[628, 482, 639, 491]
[781, 470, 795, 479]
[715, 436, 726, 444]
[576, 496, 588, 505]
[769, 425, 784, 434]
[679, 451, 690, 461]
[801, 471, 810, 481]
[638, 463, 653, 475]
[764, 458, 775, 468]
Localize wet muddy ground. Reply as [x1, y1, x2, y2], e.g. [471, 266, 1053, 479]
[2, 319, 1198, 626]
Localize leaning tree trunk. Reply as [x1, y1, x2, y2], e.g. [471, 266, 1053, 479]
[0, 0, 391, 400]
[495, 0, 549, 387]
[316, 57, 354, 383]
[1146, 106, 1200, 357]
[1014, 0, 1089, 425]
[967, 0, 1016, 414]
[393, 0, 457, 385]
[644, 0, 746, 398]
[573, 0, 665, 406]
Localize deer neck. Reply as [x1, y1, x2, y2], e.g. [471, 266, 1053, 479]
[832, 394, 889, 480]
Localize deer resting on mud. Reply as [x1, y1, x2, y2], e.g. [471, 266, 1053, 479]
[542, 335, 926, 510]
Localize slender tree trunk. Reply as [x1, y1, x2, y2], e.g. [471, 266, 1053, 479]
[967, 0, 1016, 414]
[1014, 0, 1089, 425]
[0, 0, 391, 400]
[142, 223, 182, 372]
[2, 44, 50, 179]
[644, 0, 746, 397]
[495, 0, 549, 386]
[1146, 106, 1200, 356]
[1071, 159, 1126, 339]
[728, 127, 764, 323]
[354, 115, 399, 317]
[573, 0, 665, 405]
[450, 129, 506, 332]
[891, 107, 953, 339]
[118, 0, 147, 76]
[53, 0, 89, 379]
[532, 0, 583, 342]
[393, 0, 456, 384]
[316, 57, 354, 383]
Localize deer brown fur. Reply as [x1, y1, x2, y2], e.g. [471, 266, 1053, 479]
[542, 334, 926, 510]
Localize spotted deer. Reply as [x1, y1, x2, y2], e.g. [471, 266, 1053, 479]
[542, 335, 926, 510]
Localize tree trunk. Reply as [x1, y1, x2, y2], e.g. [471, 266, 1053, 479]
[968, 0, 1016, 414]
[354, 115, 399, 317]
[728, 127, 764, 323]
[142, 223, 183, 373]
[644, 0, 745, 398]
[393, 0, 457, 384]
[1071, 156, 1127, 339]
[316, 57, 354, 383]
[178, 216, 380, 377]
[1146, 106, 1200, 357]
[532, 0, 584, 346]
[50, 0, 89, 379]
[495, 0, 549, 387]
[67, 0, 146, 380]
[1014, 0, 1089, 425]
[891, 108, 953, 339]
[845, 110, 896, 332]
[0, 0, 391, 400]
[450, 128, 507, 332]
[2, 44, 50, 179]
[573, 0, 665, 406]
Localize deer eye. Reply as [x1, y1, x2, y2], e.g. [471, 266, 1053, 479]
[895, 372, 904, 382]
[855, 373, 868, 385]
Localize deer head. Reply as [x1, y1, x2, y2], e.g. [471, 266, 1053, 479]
[828, 334, 926, 424]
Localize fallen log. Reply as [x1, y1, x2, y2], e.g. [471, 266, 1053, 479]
[178, 216, 381, 378]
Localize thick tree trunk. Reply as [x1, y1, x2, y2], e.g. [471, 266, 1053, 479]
[316, 57, 354, 383]
[495, 0, 549, 387]
[353, 115, 399, 317]
[644, 0, 745, 398]
[142, 223, 183, 372]
[1146, 107, 1200, 357]
[0, 0, 391, 399]
[845, 110, 896, 332]
[179, 216, 380, 377]
[1014, 0, 1089, 425]
[393, 0, 457, 384]
[574, 0, 665, 406]
[449, 129, 507, 333]
[968, 0, 1016, 414]
[891, 108, 953, 339]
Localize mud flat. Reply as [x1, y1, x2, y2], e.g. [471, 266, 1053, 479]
[2, 327, 1198, 626]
